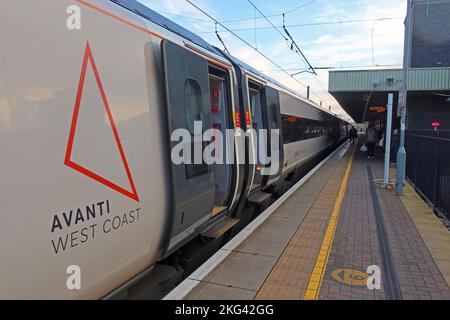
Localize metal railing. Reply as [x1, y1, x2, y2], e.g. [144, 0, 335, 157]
[406, 134, 450, 219]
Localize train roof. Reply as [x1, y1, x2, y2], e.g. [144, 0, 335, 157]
[111, 0, 219, 54]
[222, 53, 349, 121]
[216, 53, 350, 123]
[223, 53, 294, 92]
[222, 53, 311, 101]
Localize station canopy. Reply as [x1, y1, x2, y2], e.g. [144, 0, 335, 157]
[328, 68, 450, 123]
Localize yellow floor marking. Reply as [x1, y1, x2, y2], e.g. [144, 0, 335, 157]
[211, 206, 227, 217]
[331, 268, 369, 287]
[304, 146, 356, 300]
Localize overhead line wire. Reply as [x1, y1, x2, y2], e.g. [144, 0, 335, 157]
[244, 0, 322, 101]
[247, 0, 288, 41]
[284, 0, 317, 14]
[197, 16, 404, 34]
[184, 0, 310, 92]
[282, 13, 317, 75]
[222, 0, 317, 23]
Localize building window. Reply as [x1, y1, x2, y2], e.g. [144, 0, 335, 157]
[386, 78, 394, 87]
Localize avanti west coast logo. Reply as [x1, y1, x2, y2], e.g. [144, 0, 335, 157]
[171, 121, 281, 176]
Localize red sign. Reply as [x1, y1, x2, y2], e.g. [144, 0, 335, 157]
[432, 122, 441, 128]
[211, 104, 219, 113]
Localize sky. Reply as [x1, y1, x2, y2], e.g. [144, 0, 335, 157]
[138, 0, 407, 121]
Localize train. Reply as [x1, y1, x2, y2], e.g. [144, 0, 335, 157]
[0, 0, 350, 299]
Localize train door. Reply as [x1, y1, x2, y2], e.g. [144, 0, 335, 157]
[264, 87, 283, 185]
[162, 41, 215, 249]
[208, 66, 234, 216]
[247, 80, 265, 192]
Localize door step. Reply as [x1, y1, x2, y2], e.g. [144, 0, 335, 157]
[248, 191, 273, 205]
[201, 217, 240, 239]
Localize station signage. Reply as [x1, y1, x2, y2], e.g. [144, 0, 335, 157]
[432, 122, 441, 128]
[369, 106, 387, 113]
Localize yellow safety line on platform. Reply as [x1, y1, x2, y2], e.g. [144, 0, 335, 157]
[304, 146, 356, 300]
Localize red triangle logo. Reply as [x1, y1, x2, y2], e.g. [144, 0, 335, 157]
[65, 41, 140, 202]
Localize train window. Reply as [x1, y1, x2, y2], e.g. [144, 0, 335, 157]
[281, 115, 333, 144]
[249, 88, 263, 131]
[184, 78, 209, 179]
[184, 78, 203, 134]
[268, 102, 279, 130]
[282, 117, 294, 143]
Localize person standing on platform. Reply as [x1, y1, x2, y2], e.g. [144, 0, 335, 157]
[366, 125, 378, 159]
[349, 126, 358, 144]
[391, 129, 399, 163]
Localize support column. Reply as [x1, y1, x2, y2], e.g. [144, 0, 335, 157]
[384, 93, 393, 187]
[396, 0, 413, 196]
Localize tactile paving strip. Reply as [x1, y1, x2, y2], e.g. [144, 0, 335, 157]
[255, 148, 353, 300]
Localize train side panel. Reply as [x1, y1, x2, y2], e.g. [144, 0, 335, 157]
[279, 92, 334, 176]
[0, 0, 170, 299]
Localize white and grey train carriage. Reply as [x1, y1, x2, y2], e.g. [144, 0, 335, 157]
[0, 0, 349, 299]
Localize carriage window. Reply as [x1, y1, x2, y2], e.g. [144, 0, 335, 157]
[184, 79, 203, 134]
[184, 78, 208, 179]
[281, 115, 333, 143]
[268, 103, 279, 130]
[249, 88, 263, 131]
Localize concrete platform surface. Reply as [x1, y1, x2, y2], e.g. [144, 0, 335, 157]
[182, 140, 450, 300]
